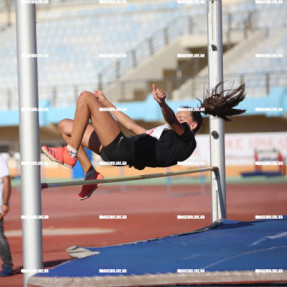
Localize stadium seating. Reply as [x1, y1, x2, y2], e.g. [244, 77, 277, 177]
[0, 0, 286, 107]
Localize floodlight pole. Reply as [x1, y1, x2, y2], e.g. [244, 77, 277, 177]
[15, 2, 43, 286]
[207, 0, 227, 222]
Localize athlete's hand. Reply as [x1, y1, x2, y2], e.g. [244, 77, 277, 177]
[152, 84, 166, 106]
[93, 90, 108, 106]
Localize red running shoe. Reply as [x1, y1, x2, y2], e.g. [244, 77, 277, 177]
[42, 145, 77, 168]
[78, 171, 104, 200]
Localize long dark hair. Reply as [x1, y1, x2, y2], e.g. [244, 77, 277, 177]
[191, 81, 246, 134]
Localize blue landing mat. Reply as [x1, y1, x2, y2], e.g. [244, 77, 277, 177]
[29, 218, 287, 286]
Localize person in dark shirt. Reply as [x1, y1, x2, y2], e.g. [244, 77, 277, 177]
[42, 82, 246, 200]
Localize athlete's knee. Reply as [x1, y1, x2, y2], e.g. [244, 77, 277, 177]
[80, 90, 91, 97]
[78, 91, 100, 106]
[58, 119, 71, 136]
[79, 91, 93, 100]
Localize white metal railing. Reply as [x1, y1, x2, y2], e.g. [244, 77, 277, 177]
[0, 70, 287, 110]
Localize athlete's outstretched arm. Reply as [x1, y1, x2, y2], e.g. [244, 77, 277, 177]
[93, 90, 147, 135]
[152, 84, 185, 136]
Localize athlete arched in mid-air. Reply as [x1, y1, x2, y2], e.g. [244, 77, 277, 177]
[42, 82, 246, 200]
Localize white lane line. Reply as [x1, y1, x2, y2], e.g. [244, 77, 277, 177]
[6, 228, 115, 237]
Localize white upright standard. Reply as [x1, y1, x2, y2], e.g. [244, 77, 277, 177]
[207, 0, 227, 222]
[15, 2, 43, 286]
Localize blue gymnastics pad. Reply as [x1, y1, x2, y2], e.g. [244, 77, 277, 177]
[28, 217, 287, 286]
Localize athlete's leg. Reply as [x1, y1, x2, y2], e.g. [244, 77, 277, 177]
[42, 91, 122, 199]
[42, 91, 121, 170]
[57, 91, 121, 200]
[68, 91, 121, 151]
[58, 119, 101, 173]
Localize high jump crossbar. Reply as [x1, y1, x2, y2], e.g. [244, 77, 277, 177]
[41, 166, 218, 189]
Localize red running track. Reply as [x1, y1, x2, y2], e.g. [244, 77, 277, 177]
[2, 182, 287, 287]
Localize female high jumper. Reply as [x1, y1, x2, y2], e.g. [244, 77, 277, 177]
[42, 83, 246, 200]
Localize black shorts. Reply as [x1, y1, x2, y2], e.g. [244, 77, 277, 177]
[99, 132, 134, 167]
